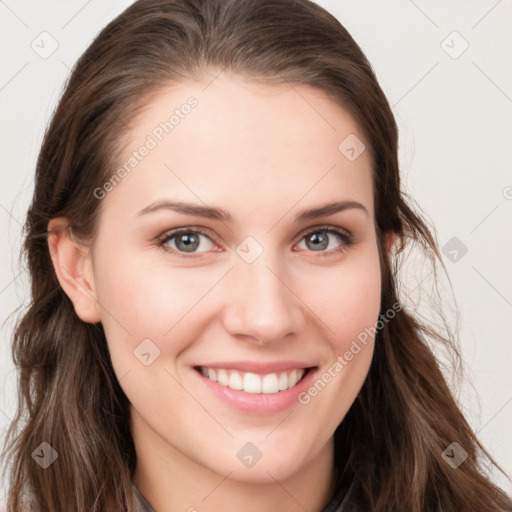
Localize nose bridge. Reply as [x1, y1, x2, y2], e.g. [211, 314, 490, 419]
[222, 247, 302, 344]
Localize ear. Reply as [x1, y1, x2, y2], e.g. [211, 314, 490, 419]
[384, 230, 397, 256]
[47, 217, 101, 324]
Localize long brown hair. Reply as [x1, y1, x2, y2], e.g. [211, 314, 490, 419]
[2, 1, 511, 510]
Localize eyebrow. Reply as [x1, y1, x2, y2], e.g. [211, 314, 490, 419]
[136, 199, 369, 222]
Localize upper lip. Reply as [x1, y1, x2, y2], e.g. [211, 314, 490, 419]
[194, 361, 318, 374]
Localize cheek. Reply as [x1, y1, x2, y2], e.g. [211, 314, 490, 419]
[292, 252, 382, 447]
[92, 251, 211, 366]
[300, 251, 382, 351]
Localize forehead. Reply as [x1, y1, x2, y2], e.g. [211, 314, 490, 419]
[102, 73, 374, 223]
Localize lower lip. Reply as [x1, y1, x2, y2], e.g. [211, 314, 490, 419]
[193, 367, 318, 415]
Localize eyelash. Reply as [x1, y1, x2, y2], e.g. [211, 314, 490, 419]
[157, 224, 355, 259]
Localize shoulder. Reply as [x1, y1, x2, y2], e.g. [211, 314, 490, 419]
[132, 484, 156, 512]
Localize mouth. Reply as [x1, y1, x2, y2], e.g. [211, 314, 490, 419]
[193, 365, 315, 394]
[192, 362, 319, 415]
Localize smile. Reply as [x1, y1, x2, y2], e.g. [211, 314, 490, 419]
[196, 366, 309, 394]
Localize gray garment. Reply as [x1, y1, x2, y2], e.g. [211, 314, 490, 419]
[132, 473, 362, 512]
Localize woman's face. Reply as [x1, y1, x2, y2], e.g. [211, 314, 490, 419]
[88, 73, 382, 484]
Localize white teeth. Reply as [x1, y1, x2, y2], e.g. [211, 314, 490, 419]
[217, 369, 229, 387]
[228, 371, 244, 390]
[261, 373, 279, 394]
[243, 372, 261, 394]
[278, 372, 288, 391]
[288, 369, 298, 387]
[199, 367, 307, 394]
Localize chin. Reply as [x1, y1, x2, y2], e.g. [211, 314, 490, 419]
[222, 461, 299, 484]
[201, 442, 312, 485]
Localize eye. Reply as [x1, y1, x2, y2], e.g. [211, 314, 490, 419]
[158, 228, 217, 255]
[157, 225, 354, 258]
[296, 226, 354, 255]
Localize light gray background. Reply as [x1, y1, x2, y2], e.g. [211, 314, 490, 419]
[1, 0, 511, 503]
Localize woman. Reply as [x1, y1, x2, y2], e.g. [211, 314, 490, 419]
[2, 0, 511, 510]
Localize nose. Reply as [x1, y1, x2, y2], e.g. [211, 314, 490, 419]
[221, 253, 305, 346]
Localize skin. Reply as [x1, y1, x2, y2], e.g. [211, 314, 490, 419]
[48, 72, 394, 512]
